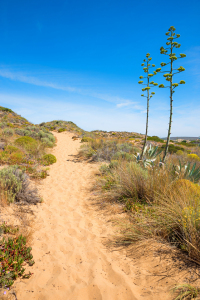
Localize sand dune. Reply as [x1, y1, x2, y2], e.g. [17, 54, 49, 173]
[15, 132, 173, 300]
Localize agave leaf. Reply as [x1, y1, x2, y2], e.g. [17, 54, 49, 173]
[190, 162, 197, 176]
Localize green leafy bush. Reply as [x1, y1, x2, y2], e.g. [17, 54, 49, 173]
[0, 166, 40, 204]
[42, 154, 57, 165]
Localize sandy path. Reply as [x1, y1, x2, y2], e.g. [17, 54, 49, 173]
[15, 132, 171, 300]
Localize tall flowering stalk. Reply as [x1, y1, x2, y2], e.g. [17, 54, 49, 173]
[157, 26, 186, 162]
[138, 53, 158, 159]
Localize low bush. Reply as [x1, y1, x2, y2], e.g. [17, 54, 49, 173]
[160, 144, 185, 154]
[81, 136, 93, 143]
[176, 150, 184, 156]
[5, 145, 20, 154]
[58, 128, 66, 133]
[15, 136, 37, 148]
[147, 136, 164, 143]
[14, 136, 46, 159]
[0, 146, 26, 165]
[42, 154, 57, 166]
[0, 166, 41, 204]
[0, 106, 13, 113]
[0, 234, 34, 288]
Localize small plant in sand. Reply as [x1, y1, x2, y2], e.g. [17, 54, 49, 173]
[0, 233, 34, 288]
[172, 284, 200, 299]
[138, 53, 158, 159]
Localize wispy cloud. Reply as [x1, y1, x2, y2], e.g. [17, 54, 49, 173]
[0, 68, 139, 108]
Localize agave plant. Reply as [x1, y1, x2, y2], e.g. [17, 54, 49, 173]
[134, 144, 162, 168]
[173, 161, 200, 183]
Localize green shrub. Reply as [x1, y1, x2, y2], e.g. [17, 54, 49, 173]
[15, 136, 37, 148]
[5, 145, 20, 154]
[0, 146, 25, 165]
[160, 144, 184, 154]
[81, 136, 93, 142]
[147, 136, 164, 143]
[0, 166, 40, 204]
[9, 152, 24, 164]
[41, 138, 54, 148]
[0, 106, 13, 113]
[176, 150, 184, 156]
[58, 128, 66, 133]
[42, 154, 57, 165]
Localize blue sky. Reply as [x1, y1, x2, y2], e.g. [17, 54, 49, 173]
[0, 0, 199, 137]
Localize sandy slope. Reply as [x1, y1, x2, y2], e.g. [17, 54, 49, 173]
[15, 132, 173, 300]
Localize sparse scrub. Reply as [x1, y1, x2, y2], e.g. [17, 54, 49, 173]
[3, 128, 14, 136]
[80, 138, 137, 162]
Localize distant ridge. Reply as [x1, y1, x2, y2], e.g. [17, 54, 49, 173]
[161, 137, 199, 141]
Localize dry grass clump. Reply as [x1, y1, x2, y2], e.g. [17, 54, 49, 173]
[98, 156, 200, 263]
[100, 160, 173, 203]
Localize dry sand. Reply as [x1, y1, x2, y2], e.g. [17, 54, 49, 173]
[14, 132, 189, 300]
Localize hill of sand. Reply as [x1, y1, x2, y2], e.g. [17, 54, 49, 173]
[14, 132, 183, 300]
